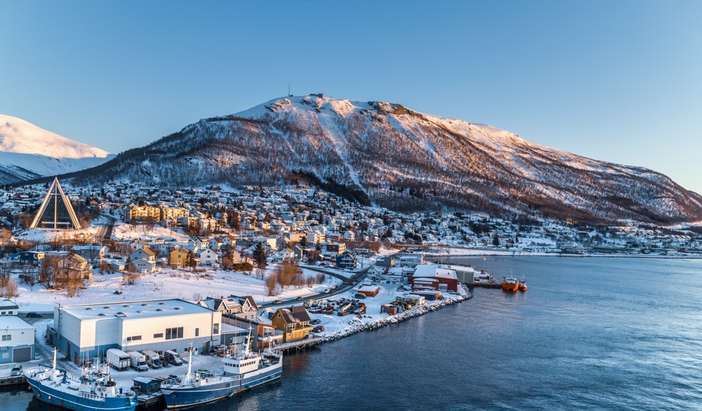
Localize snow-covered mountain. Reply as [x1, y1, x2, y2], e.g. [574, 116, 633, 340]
[68, 94, 702, 223]
[0, 114, 111, 183]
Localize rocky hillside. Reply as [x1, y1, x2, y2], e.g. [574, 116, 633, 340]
[68, 94, 702, 224]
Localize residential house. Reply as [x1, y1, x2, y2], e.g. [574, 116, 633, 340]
[201, 296, 258, 321]
[169, 248, 191, 269]
[336, 250, 357, 269]
[198, 248, 218, 266]
[129, 245, 157, 273]
[271, 306, 312, 342]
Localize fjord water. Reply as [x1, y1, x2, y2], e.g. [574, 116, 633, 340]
[7, 257, 702, 410]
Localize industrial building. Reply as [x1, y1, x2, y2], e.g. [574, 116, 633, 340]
[410, 264, 459, 292]
[52, 298, 223, 363]
[0, 315, 35, 363]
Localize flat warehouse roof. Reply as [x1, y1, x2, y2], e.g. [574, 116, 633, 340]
[60, 299, 213, 320]
[0, 315, 33, 329]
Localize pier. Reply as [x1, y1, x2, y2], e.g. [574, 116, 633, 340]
[272, 337, 325, 353]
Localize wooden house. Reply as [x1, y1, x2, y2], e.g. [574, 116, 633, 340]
[271, 306, 312, 342]
[169, 248, 191, 269]
[129, 246, 157, 273]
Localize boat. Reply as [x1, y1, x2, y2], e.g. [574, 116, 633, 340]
[473, 270, 495, 285]
[501, 277, 520, 293]
[0, 364, 25, 387]
[160, 350, 237, 410]
[161, 332, 282, 409]
[24, 349, 137, 411]
[221, 339, 283, 395]
[519, 281, 528, 292]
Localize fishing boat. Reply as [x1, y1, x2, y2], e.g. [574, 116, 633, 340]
[501, 277, 520, 293]
[161, 332, 282, 409]
[160, 350, 237, 409]
[221, 338, 283, 395]
[24, 349, 137, 411]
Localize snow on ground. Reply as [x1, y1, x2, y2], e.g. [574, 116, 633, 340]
[112, 223, 190, 242]
[13, 266, 341, 312]
[14, 226, 100, 242]
[308, 283, 468, 338]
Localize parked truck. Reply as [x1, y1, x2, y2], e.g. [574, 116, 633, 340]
[128, 351, 149, 372]
[142, 350, 162, 368]
[106, 348, 130, 371]
[163, 350, 183, 366]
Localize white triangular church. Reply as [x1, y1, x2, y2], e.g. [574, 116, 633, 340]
[29, 177, 81, 230]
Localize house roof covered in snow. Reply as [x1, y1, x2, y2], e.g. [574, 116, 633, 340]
[413, 264, 458, 280]
[0, 315, 33, 330]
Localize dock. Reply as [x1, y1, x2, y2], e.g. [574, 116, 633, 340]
[272, 337, 325, 353]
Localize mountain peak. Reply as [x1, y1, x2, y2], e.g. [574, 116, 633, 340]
[60, 96, 702, 224]
[0, 114, 109, 159]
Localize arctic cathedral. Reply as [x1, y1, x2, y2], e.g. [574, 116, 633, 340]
[29, 177, 82, 230]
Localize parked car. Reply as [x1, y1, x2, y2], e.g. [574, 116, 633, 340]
[163, 350, 183, 366]
[142, 350, 162, 369]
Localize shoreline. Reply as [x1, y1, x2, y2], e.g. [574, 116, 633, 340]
[424, 252, 702, 260]
[294, 286, 472, 349]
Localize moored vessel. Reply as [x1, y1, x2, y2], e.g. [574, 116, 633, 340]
[501, 277, 521, 293]
[161, 331, 282, 409]
[160, 349, 236, 409]
[24, 349, 137, 411]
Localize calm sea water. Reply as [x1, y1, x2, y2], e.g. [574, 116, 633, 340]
[4, 257, 702, 410]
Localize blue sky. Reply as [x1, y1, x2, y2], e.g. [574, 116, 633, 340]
[1, 1, 701, 193]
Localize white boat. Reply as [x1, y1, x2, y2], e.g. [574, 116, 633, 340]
[473, 270, 494, 285]
[162, 331, 282, 409]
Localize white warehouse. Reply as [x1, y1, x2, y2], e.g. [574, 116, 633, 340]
[0, 315, 35, 363]
[52, 299, 222, 364]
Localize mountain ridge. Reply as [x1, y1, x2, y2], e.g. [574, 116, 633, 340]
[0, 114, 112, 184]
[28, 94, 702, 224]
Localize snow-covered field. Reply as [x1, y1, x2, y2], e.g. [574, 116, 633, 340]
[13, 266, 341, 312]
[14, 226, 100, 242]
[112, 223, 190, 242]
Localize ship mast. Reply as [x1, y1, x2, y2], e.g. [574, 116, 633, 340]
[184, 348, 193, 384]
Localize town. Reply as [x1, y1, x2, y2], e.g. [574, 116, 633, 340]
[0, 178, 700, 409]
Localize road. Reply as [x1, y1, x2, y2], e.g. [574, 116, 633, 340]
[258, 263, 375, 310]
[94, 213, 116, 241]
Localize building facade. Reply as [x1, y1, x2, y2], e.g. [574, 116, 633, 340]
[53, 299, 222, 363]
[0, 315, 35, 364]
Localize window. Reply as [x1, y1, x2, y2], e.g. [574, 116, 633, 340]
[213, 323, 220, 335]
[166, 327, 184, 340]
[126, 335, 142, 342]
[1, 335, 10, 341]
[153, 333, 163, 339]
[195, 328, 199, 337]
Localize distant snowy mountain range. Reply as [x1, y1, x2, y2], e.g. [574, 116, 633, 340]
[6, 95, 702, 224]
[0, 114, 112, 184]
